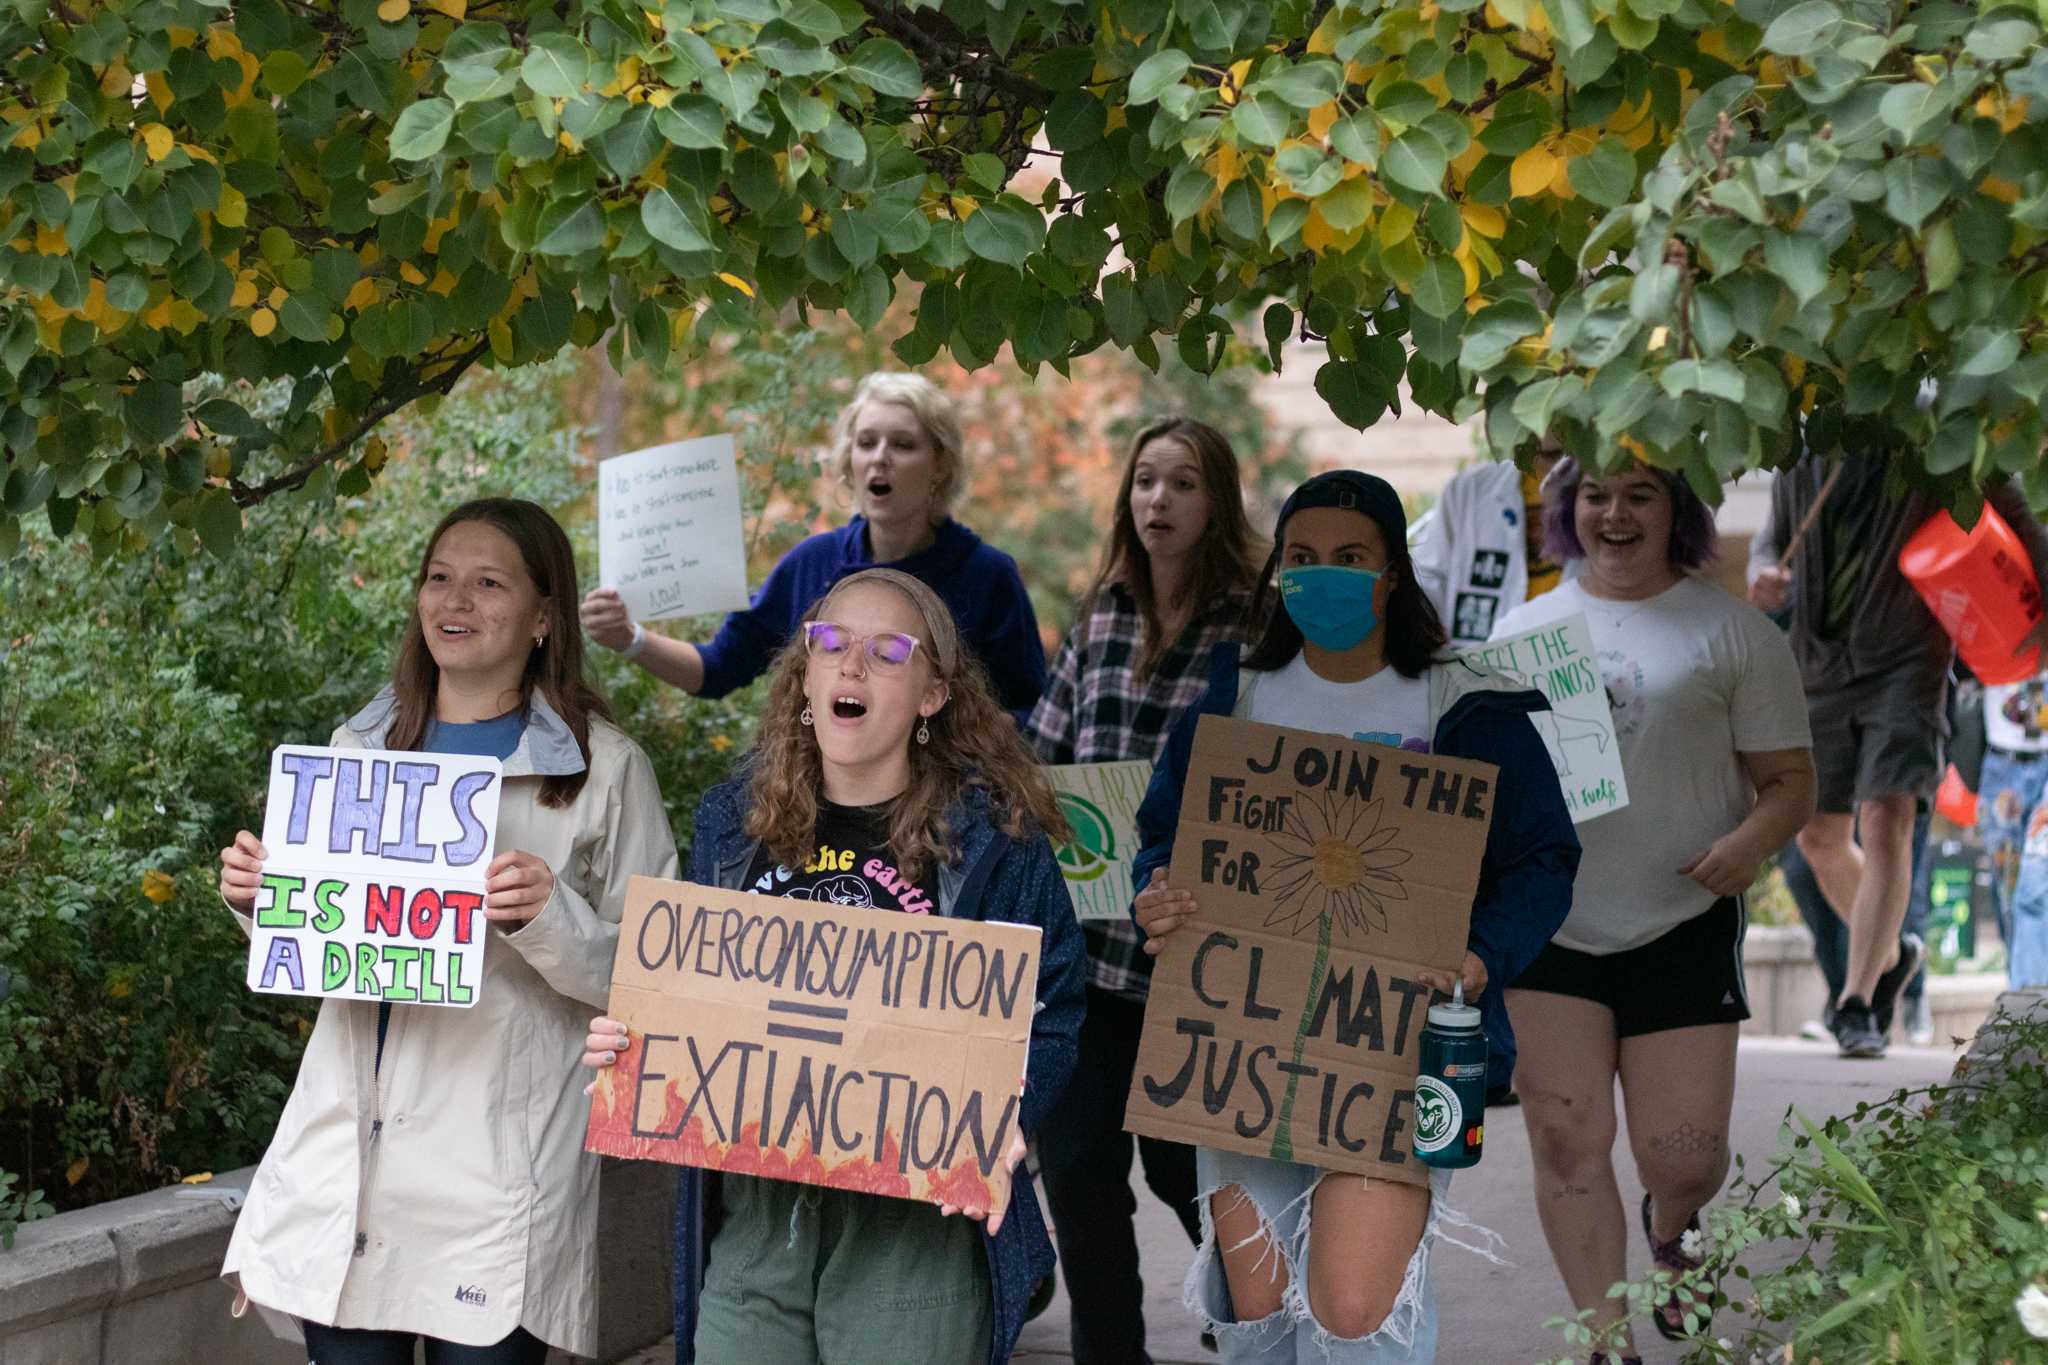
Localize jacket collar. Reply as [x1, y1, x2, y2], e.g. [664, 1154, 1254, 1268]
[343, 684, 587, 779]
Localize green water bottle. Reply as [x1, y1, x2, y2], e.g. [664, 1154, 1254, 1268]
[1413, 984, 1487, 1169]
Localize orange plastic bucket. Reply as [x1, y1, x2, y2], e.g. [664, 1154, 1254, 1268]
[1897, 504, 2044, 685]
[1934, 763, 1977, 827]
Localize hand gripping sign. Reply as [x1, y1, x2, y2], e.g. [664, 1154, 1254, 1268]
[245, 745, 503, 1008]
[586, 878, 1041, 1211]
[1123, 716, 1495, 1187]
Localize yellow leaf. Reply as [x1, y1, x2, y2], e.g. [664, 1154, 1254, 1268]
[343, 277, 379, 311]
[717, 272, 755, 298]
[376, 0, 410, 19]
[1548, 152, 1575, 199]
[1207, 143, 1242, 189]
[646, 87, 675, 108]
[708, 733, 733, 752]
[267, 285, 286, 308]
[949, 194, 979, 218]
[489, 317, 514, 361]
[399, 261, 428, 286]
[1460, 202, 1506, 239]
[427, 0, 465, 15]
[146, 71, 173, 109]
[231, 278, 258, 308]
[66, 1157, 90, 1185]
[34, 222, 67, 255]
[216, 184, 247, 228]
[180, 1171, 215, 1185]
[141, 868, 177, 903]
[1983, 175, 2019, 204]
[1377, 199, 1417, 249]
[1510, 144, 1558, 198]
[108, 976, 133, 999]
[249, 307, 277, 337]
[428, 268, 457, 296]
[364, 435, 389, 470]
[1307, 99, 1339, 143]
[140, 122, 176, 161]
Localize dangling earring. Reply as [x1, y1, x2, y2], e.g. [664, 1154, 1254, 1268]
[916, 717, 930, 745]
[533, 634, 545, 649]
[801, 705, 814, 727]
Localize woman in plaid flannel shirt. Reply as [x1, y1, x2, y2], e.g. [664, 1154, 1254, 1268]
[1024, 417, 1266, 1364]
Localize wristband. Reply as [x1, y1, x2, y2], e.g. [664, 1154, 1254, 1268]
[619, 621, 649, 661]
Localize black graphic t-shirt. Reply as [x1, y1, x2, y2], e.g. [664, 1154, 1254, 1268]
[744, 798, 936, 915]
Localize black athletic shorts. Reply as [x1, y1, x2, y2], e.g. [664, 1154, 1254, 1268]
[1509, 897, 1750, 1038]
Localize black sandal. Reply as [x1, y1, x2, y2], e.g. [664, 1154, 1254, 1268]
[1641, 1191, 1705, 1341]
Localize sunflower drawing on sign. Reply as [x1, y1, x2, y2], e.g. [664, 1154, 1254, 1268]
[1263, 792, 1412, 940]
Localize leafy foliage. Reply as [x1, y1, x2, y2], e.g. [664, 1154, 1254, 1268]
[1543, 1002, 2048, 1362]
[6, 0, 2048, 555]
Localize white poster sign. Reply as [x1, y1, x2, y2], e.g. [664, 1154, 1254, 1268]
[1459, 614, 1630, 822]
[246, 745, 503, 1007]
[598, 435, 749, 622]
[1046, 761, 1151, 920]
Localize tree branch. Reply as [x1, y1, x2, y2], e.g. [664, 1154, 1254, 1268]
[852, 0, 1053, 106]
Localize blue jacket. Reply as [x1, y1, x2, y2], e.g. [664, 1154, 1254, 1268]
[695, 516, 1048, 714]
[669, 775, 1086, 1364]
[1130, 646, 1579, 1094]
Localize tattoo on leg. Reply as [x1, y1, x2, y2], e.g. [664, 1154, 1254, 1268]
[1547, 1183, 1590, 1199]
[1646, 1123, 1725, 1157]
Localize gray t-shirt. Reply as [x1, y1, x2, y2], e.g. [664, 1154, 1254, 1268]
[1495, 578, 1811, 954]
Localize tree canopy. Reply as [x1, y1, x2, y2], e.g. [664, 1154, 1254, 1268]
[6, 0, 2048, 556]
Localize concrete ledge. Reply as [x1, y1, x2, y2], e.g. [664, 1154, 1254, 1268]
[1739, 923, 2004, 1043]
[1, 1160, 675, 1365]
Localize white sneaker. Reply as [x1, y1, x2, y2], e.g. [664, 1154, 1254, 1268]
[1799, 1018, 1832, 1043]
[1905, 993, 1934, 1047]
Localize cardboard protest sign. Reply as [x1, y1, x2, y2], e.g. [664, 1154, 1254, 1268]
[597, 435, 749, 622]
[1458, 613, 1630, 822]
[1047, 761, 1151, 921]
[1123, 716, 1495, 1186]
[246, 745, 502, 1008]
[586, 878, 1042, 1210]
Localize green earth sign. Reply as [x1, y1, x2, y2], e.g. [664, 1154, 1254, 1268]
[1054, 792, 1115, 885]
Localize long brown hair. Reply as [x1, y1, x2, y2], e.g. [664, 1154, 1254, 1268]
[743, 568, 1068, 882]
[386, 499, 612, 808]
[1087, 417, 1264, 675]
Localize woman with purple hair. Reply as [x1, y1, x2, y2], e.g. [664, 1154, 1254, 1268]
[1492, 459, 1815, 1359]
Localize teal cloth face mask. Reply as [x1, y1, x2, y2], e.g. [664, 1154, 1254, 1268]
[1279, 565, 1382, 650]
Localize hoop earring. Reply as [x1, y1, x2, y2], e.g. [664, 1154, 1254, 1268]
[916, 717, 930, 745]
[800, 705, 814, 727]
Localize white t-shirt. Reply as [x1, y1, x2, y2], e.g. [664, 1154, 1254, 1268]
[1244, 653, 1434, 752]
[1494, 578, 1811, 954]
[1986, 678, 2048, 754]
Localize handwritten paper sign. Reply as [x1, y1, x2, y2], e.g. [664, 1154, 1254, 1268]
[1047, 761, 1150, 921]
[1458, 613, 1630, 822]
[1123, 716, 1493, 1186]
[586, 878, 1042, 1210]
[247, 745, 502, 1008]
[598, 435, 749, 622]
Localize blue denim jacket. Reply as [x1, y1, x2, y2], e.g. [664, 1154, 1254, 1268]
[669, 775, 1086, 1364]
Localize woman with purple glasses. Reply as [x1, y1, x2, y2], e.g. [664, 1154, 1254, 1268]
[579, 373, 1047, 715]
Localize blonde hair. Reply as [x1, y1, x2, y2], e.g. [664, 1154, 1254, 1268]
[829, 372, 968, 521]
[742, 568, 1067, 882]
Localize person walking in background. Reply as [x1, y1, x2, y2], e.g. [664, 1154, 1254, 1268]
[1024, 417, 1264, 1364]
[1409, 440, 1568, 646]
[216, 499, 678, 1364]
[580, 371, 1048, 714]
[1748, 447, 2048, 1057]
[1133, 469, 1579, 1363]
[1499, 459, 1815, 1358]
[585, 568, 1085, 1365]
[1978, 672, 2048, 985]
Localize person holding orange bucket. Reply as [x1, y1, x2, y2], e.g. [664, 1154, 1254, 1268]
[1749, 437, 2048, 1057]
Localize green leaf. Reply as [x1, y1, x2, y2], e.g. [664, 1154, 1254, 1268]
[389, 97, 456, 161]
[520, 34, 590, 99]
[124, 381, 183, 445]
[1566, 138, 1635, 208]
[194, 488, 241, 558]
[641, 187, 713, 252]
[1878, 81, 1953, 138]
[843, 37, 924, 98]
[1763, 230, 1829, 306]
[1956, 328, 2020, 378]
[1230, 93, 1291, 148]
[1459, 299, 1544, 370]
[598, 106, 663, 179]
[1629, 260, 1681, 323]
[535, 198, 606, 256]
[1316, 357, 1390, 429]
[1412, 257, 1466, 318]
[1263, 301, 1292, 370]
[1316, 178, 1373, 232]
[1883, 156, 1950, 230]
[1381, 130, 1447, 194]
[1478, 90, 1553, 156]
[1129, 49, 1192, 105]
[655, 96, 727, 150]
[1761, 0, 1843, 56]
[1103, 272, 1146, 347]
[1659, 358, 1745, 402]
[962, 197, 1044, 266]
[1964, 14, 2039, 62]
[1164, 163, 1216, 223]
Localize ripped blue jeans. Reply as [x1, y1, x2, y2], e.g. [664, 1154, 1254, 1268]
[1188, 1148, 1496, 1363]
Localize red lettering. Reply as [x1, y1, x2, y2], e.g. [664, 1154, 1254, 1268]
[365, 883, 405, 936]
[407, 888, 443, 940]
[443, 890, 482, 944]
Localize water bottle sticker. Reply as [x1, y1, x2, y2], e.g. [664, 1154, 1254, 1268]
[1442, 1062, 1486, 1078]
[1413, 1076, 1464, 1155]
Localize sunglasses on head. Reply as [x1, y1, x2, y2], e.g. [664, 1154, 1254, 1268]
[801, 620, 922, 667]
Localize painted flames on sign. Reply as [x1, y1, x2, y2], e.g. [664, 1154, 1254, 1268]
[1263, 793, 1411, 939]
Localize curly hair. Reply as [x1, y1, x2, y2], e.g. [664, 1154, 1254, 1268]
[741, 569, 1068, 883]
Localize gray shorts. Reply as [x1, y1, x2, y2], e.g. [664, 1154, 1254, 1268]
[1806, 673, 1946, 814]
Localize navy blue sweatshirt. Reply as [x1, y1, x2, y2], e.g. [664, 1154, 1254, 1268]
[695, 516, 1048, 713]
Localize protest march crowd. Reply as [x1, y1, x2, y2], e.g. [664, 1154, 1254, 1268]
[212, 371, 2048, 1365]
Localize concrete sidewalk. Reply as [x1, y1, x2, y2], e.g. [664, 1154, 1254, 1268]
[622, 1036, 1959, 1365]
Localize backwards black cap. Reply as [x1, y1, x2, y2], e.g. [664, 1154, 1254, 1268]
[1272, 469, 1407, 549]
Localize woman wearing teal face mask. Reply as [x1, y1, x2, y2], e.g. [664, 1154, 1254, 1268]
[1128, 470, 1581, 1363]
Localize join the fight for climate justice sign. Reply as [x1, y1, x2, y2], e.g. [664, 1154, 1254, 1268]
[597, 435, 749, 623]
[586, 878, 1042, 1211]
[246, 746, 503, 1008]
[1457, 613, 1630, 823]
[1123, 716, 1494, 1186]
[1046, 761, 1150, 921]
